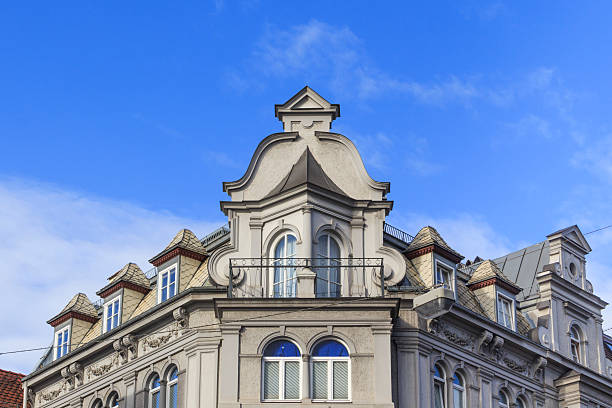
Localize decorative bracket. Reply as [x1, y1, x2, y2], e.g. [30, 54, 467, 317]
[475, 330, 493, 354]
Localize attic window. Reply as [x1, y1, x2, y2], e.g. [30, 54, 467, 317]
[104, 295, 121, 333]
[54, 326, 70, 360]
[496, 294, 514, 330]
[159, 264, 177, 303]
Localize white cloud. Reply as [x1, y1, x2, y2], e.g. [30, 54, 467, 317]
[572, 133, 612, 183]
[0, 178, 222, 373]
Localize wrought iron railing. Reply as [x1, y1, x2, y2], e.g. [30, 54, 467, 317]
[144, 266, 158, 280]
[228, 257, 385, 298]
[201, 223, 231, 248]
[383, 222, 415, 245]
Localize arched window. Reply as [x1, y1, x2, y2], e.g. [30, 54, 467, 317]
[452, 372, 465, 408]
[91, 399, 103, 408]
[570, 325, 582, 363]
[315, 234, 341, 297]
[516, 396, 527, 408]
[149, 374, 161, 408]
[433, 363, 446, 408]
[262, 340, 301, 401]
[167, 367, 179, 408]
[498, 390, 510, 408]
[272, 234, 297, 298]
[311, 339, 350, 401]
[107, 391, 119, 408]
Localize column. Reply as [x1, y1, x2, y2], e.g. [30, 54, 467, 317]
[372, 325, 394, 407]
[301, 353, 311, 402]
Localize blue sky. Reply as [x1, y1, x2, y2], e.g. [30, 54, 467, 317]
[2, 1, 612, 373]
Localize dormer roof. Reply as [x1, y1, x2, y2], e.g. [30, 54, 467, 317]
[149, 229, 207, 267]
[96, 263, 150, 298]
[47, 293, 98, 327]
[406, 226, 463, 262]
[467, 260, 521, 295]
[275, 86, 340, 123]
[265, 147, 347, 198]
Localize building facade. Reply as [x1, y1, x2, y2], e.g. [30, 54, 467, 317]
[22, 88, 612, 408]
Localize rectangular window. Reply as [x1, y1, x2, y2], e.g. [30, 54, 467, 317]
[159, 265, 177, 302]
[55, 327, 70, 360]
[263, 361, 279, 400]
[312, 361, 328, 400]
[497, 294, 514, 329]
[104, 296, 121, 333]
[435, 261, 454, 289]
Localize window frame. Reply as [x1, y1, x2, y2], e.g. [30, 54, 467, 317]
[157, 263, 178, 303]
[498, 390, 510, 408]
[54, 326, 70, 361]
[434, 259, 455, 290]
[261, 340, 302, 401]
[496, 292, 515, 330]
[314, 233, 342, 298]
[310, 340, 351, 402]
[166, 367, 179, 408]
[106, 391, 119, 408]
[270, 234, 298, 298]
[103, 294, 122, 333]
[451, 372, 465, 408]
[149, 373, 161, 408]
[570, 325, 582, 364]
[433, 363, 446, 408]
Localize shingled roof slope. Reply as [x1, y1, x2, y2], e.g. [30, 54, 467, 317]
[265, 147, 347, 198]
[408, 226, 462, 259]
[467, 260, 520, 290]
[106, 263, 149, 288]
[0, 369, 24, 408]
[165, 229, 207, 254]
[48, 293, 98, 324]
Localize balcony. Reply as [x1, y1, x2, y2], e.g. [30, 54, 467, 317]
[228, 257, 385, 298]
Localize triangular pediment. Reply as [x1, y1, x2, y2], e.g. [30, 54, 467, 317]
[275, 86, 340, 120]
[547, 225, 592, 253]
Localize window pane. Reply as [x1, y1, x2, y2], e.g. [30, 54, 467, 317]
[263, 361, 279, 400]
[162, 274, 168, 287]
[286, 235, 296, 256]
[313, 340, 349, 357]
[453, 388, 464, 408]
[312, 361, 328, 399]
[169, 282, 176, 297]
[161, 287, 167, 302]
[264, 340, 300, 357]
[152, 391, 160, 408]
[113, 313, 119, 328]
[113, 300, 119, 314]
[169, 383, 178, 408]
[434, 383, 444, 408]
[284, 361, 300, 399]
[333, 361, 348, 399]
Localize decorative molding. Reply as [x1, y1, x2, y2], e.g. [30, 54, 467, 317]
[502, 357, 528, 374]
[98, 281, 150, 298]
[86, 354, 119, 381]
[529, 356, 547, 379]
[475, 330, 493, 354]
[150, 247, 207, 267]
[48, 311, 98, 327]
[467, 277, 521, 295]
[490, 336, 504, 361]
[113, 334, 138, 364]
[173, 307, 189, 329]
[428, 319, 473, 350]
[60, 362, 83, 390]
[405, 244, 462, 263]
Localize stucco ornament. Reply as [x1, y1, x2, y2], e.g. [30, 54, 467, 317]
[86, 354, 119, 381]
[475, 330, 494, 354]
[113, 334, 138, 363]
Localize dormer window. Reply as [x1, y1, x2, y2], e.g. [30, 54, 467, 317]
[54, 326, 69, 360]
[434, 260, 454, 290]
[158, 264, 177, 303]
[104, 295, 121, 333]
[496, 293, 514, 330]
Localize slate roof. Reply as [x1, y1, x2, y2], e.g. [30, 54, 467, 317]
[265, 147, 347, 198]
[164, 229, 207, 254]
[408, 226, 463, 259]
[467, 260, 520, 290]
[48, 293, 98, 324]
[487, 241, 549, 301]
[97, 263, 150, 294]
[0, 369, 24, 408]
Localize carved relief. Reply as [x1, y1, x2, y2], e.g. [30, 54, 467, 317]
[490, 336, 504, 361]
[86, 354, 119, 381]
[173, 307, 189, 329]
[474, 330, 493, 354]
[114, 334, 138, 364]
[60, 362, 84, 389]
[502, 357, 528, 374]
[428, 319, 473, 349]
[38, 381, 68, 404]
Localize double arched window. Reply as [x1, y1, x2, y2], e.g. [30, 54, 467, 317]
[262, 340, 301, 401]
[570, 325, 582, 363]
[516, 396, 527, 408]
[314, 234, 341, 297]
[261, 338, 351, 402]
[148, 368, 179, 408]
[91, 399, 103, 408]
[272, 234, 297, 297]
[432, 364, 466, 408]
[107, 392, 119, 408]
